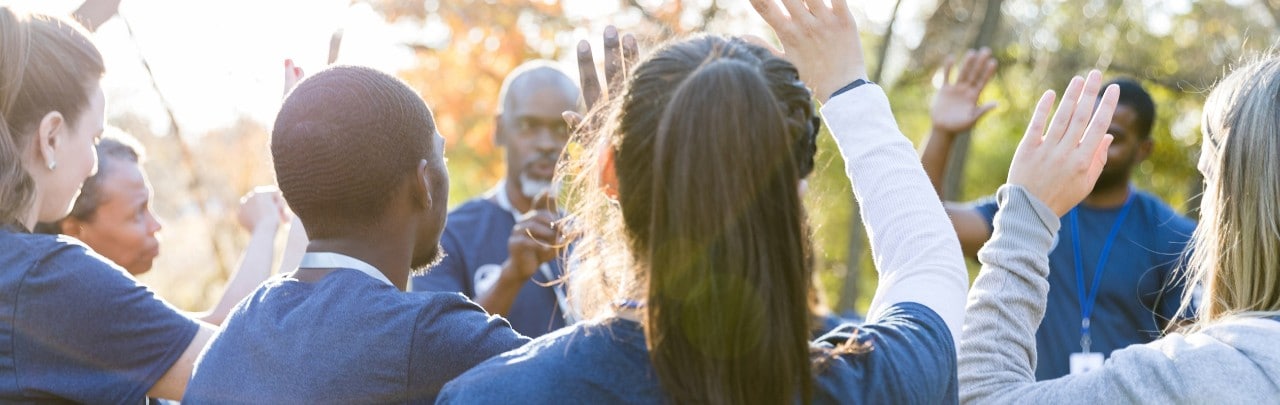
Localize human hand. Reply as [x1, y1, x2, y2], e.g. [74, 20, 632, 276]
[1007, 70, 1118, 216]
[236, 187, 288, 233]
[503, 192, 562, 283]
[563, 25, 639, 130]
[931, 48, 998, 135]
[749, 0, 866, 103]
[283, 59, 304, 98]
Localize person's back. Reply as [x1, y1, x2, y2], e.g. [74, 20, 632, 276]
[443, 3, 970, 402]
[185, 65, 527, 403]
[442, 303, 955, 404]
[186, 270, 519, 403]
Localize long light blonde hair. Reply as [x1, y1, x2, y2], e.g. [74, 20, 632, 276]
[1180, 55, 1280, 326]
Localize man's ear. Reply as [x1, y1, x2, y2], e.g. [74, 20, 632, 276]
[36, 111, 66, 169]
[60, 217, 85, 238]
[1135, 138, 1154, 163]
[415, 159, 433, 210]
[597, 140, 619, 201]
[493, 114, 507, 148]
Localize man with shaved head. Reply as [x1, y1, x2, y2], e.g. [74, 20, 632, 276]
[412, 61, 581, 337]
[184, 66, 527, 403]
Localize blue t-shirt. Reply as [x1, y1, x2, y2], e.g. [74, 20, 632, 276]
[0, 226, 199, 403]
[411, 198, 567, 337]
[974, 189, 1195, 380]
[438, 302, 957, 404]
[185, 269, 529, 404]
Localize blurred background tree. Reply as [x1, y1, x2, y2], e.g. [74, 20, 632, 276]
[52, 0, 1278, 317]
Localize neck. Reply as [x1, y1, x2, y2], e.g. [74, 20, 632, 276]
[305, 232, 413, 291]
[503, 177, 532, 213]
[1081, 181, 1132, 209]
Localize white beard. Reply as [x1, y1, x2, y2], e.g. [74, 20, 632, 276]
[519, 173, 553, 199]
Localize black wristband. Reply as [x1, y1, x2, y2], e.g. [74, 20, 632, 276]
[830, 78, 872, 100]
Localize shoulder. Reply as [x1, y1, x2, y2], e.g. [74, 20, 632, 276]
[1129, 191, 1196, 248]
[1100, 318, 1280, 401]
[438, 321, 642, 403]
[447, 198, 506, 226]
[967, 196, 1001, 224]
[1132, 191, 1195, 230]
[8, 232, 139, 290]
[814, 303, 957, 403]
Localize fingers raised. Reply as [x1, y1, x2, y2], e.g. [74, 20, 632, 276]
[577, 40, 603, 111]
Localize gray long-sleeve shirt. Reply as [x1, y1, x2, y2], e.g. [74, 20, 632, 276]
[959, 185, 1280, 404]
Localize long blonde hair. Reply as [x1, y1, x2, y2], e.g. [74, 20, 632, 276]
[1180, 55, 1280, 325]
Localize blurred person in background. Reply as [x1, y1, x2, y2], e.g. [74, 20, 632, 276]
[35, 129, 289, 325]
[411, 60, 581, 337]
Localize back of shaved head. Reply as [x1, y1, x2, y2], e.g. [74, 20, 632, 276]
[272, 65, 439, 238]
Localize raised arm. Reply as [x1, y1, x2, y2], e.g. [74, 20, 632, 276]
[920, 48, 999, 258]
[959, 71, 1123, 402]
[198, 188, 287, 325]
[750, 0, 968, 341]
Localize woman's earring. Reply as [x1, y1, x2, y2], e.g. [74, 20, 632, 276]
[47, 160, 56, 171]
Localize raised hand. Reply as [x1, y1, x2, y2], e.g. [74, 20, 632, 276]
[749, 0, 865, 103]
[931, 48, 999, 135]
[237, 186, 288, 233]
[283, 59, 305, 99]
[564, 26, 639, 130]
[1007, 70, 1118, 216]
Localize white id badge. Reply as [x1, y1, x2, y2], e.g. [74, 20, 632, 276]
[1069, 352, 1105, 375]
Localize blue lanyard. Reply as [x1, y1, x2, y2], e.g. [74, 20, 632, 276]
[1068, 194, 1134, 352]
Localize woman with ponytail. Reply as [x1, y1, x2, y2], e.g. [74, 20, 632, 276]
[0, 7, 213, 402]
[440, 1, 970, 403]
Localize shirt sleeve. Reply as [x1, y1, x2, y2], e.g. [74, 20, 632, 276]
[410, 230, 471, 295]
[820, 85, 969, 343]
[406, 293, 529, 400]
[14, 244, 199, 403]
[814, 303, 958, 404]
[971, 197, 1000, 228]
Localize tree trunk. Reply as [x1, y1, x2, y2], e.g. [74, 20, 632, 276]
[942, 0, 1004, 201]
[838, 0, 905, 315]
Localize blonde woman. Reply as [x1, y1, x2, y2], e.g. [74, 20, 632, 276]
[960, 59, 1280, 402]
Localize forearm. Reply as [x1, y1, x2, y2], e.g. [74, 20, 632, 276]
[822, 85, 968, 340]
[200, 223, 278, 325]
[920, 128, 958, 198]
[958, 185, 1059, 403]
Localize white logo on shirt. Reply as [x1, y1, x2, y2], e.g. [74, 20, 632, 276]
[474, 264, 503, 295]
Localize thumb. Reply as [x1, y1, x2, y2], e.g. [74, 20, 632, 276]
[562, 111, 584, 131]
[974, 101, 998, 120]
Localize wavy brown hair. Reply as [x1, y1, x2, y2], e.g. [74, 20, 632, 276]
[560, 35, 819, 404]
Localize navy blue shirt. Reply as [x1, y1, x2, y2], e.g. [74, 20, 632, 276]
[974, 189, 1195, 380]
[412, 197, 567, 337]
[0, 226, 199, 403]
[185, 269, 529, 404]
[438, 302, 957, 404]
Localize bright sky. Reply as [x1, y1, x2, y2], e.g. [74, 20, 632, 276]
[6, 0, 915, 137]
